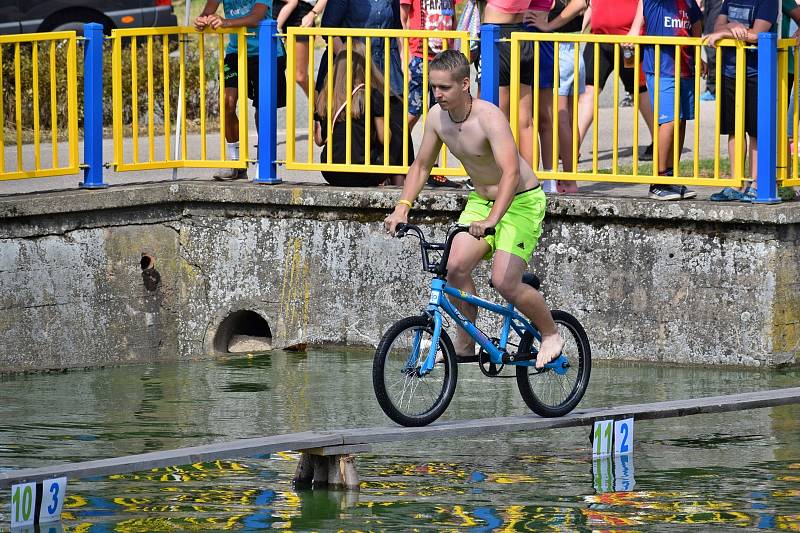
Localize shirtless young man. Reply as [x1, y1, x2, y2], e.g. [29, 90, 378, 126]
[383, 50, 565, 369]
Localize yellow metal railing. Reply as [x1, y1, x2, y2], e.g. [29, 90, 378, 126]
[111, 27, 249, 171]
[0, 32, 79, 181]
[509, 33, 749, 187]
[778, 38, 800, 187]
[284, 27, 471, 177]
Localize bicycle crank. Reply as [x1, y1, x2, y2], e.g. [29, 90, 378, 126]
[478, 342, 505, 377]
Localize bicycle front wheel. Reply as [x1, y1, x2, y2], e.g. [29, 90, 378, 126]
[516, 310, 591, 417]
[373, 315, 458, 427]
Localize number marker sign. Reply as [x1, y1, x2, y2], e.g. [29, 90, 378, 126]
[10, 482, 37, 528]
[39, 477, 67, 523]
[592, 419, 613, 457]
[614, 418, 634, 455]
[10, 477, 67, 528]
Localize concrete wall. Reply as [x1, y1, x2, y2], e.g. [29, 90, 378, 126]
[1, 182, 797, 371]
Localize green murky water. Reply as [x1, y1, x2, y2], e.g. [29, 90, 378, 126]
[1, 348, 799, 531]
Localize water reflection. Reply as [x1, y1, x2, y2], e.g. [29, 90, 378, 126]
[0, 349, 798, 531]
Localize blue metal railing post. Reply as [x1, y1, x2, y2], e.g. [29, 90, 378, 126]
[81, 22, 106, 188]
[480, 24, 500, 106]
[255, 19, 281, 184]
[755, 32, 780, 203]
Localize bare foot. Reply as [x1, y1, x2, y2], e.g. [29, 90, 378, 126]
[536, 333, 565, 369]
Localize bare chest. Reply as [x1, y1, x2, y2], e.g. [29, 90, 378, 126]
[438, 121, 491, 163]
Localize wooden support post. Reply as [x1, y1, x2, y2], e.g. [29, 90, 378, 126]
[293, 444, 369, 491]
[340, 454, 360, 490]
[293, 451, 314, 487]
[311, 454, 328, 487]
[327, 456, 343, 487]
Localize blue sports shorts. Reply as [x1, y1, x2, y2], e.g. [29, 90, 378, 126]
[645, 72, 695, 125]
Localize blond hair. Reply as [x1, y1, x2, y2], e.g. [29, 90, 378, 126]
[316, 41, 387, 121]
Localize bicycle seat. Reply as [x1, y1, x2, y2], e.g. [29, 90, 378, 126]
[489, 272, 541, 291]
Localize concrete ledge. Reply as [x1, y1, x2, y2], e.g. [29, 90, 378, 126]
[2, 181, 799, 225]
[1, 182, 798, 370]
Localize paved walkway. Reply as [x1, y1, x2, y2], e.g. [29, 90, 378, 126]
[0, 86, 748, 201]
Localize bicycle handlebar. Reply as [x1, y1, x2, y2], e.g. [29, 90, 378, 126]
[395, 223, 495, 276]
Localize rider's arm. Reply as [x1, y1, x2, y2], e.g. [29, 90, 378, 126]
[482, 106, 520, 227]
[384, 108, 443, 232]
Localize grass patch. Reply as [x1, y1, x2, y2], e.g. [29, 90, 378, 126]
[597, 157, 732, 178]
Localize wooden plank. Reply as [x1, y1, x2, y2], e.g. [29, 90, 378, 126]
[302, 444, 372, 456]
[339, 387, 800, 444]
[0, 432, 342, 489]
[1, 387, 798, 489]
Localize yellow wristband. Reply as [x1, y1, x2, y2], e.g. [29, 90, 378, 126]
[397, 199, 413, 209]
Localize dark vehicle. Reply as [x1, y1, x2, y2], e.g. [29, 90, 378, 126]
[0, 0, 178, 35]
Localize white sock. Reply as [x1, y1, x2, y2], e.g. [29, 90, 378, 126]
[541, 171, 556, 194]
[226, 141, 240, 161]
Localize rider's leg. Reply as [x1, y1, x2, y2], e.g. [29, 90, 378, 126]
[446, 232, 491, 357]
[490, 251, 565, 368]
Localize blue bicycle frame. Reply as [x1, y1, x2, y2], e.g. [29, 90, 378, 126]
[416, 278, 568, 375]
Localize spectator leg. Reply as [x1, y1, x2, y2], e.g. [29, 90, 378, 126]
[224, 87, 240, 143]
[537, 91, 554, 172]
[295, 38, 311, 97]
[518, 86, 534, 167]
[577, 84, 596, 147]
[638, 89, 655, 142]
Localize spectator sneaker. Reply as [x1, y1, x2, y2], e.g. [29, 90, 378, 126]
[676, 185, 696, 199]
[649, 184, 688, 201]
[213, 168, 248, 181]
[700, 90, 715, 101]
[427, 175, 462, 188]
[640, 143, 653, 161]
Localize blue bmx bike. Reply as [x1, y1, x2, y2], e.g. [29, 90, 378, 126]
[373, 224, 591, 427]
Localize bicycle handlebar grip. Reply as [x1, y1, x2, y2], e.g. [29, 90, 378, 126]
[395, 223, 409, 237]
[484, 227, 496, 236]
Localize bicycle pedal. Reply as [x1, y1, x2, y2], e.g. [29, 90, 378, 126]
[502, 352, 534, 363]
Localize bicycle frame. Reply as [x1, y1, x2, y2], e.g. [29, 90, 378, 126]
[394, 223, 568, 377]
[417, 278, 541, 375]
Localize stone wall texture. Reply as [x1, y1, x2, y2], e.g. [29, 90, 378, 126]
[1, 182, 798, 371]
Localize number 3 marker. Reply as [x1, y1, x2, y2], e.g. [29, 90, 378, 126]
[39, 477, 67, 523]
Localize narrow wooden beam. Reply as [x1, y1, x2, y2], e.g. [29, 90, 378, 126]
[0, 432, 341, 489]
[2, 387, 798, 489]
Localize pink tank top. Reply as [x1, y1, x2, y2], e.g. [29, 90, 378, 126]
[487, 0, 538, 14]
[527, 0, 552, 9]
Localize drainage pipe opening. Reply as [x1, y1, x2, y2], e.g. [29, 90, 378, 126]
[213, 310, 272, 354]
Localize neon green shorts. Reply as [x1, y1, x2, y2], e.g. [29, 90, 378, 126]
[457, 186, 546, 262]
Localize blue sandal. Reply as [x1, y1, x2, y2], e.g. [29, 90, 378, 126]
[710, 187, 745, 201]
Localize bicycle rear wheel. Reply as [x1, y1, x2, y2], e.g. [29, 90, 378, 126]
[373, 315, 458, 427]
[516, 310, 591, 417]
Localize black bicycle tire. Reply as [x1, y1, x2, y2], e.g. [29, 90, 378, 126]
[373, 315, 458, 426]
[516, 310, 591, 417]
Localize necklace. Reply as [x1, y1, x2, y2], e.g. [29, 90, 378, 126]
[448, 95, 472, 130]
